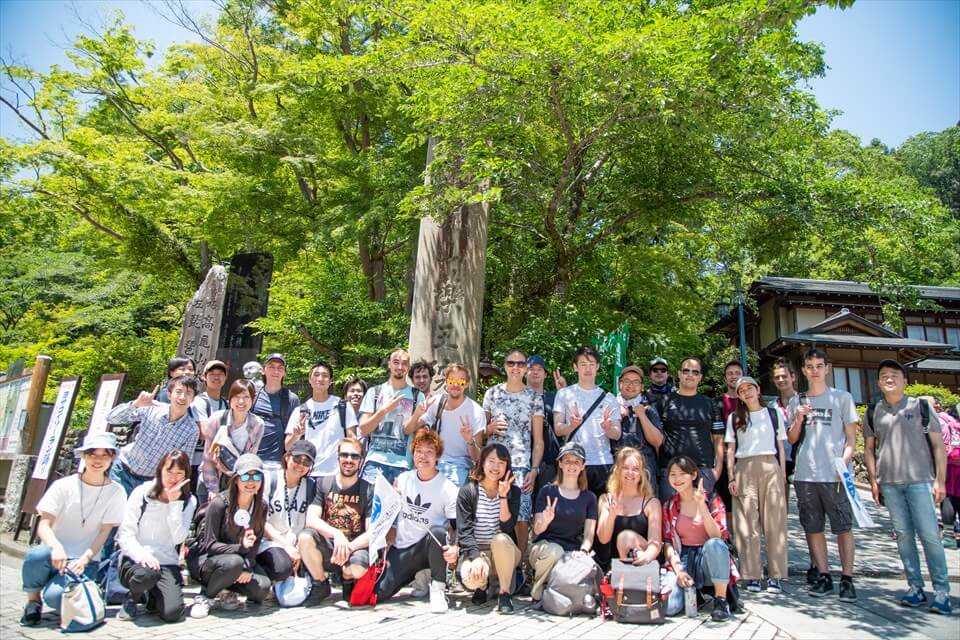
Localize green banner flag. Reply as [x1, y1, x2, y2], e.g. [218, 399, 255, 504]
[592, 322, 630, 391]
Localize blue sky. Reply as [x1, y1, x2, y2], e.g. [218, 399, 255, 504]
[1, 0, 958, 146]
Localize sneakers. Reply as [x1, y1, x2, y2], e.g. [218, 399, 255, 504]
[471, 588, 488, 606]
[514, 566, 531, 596]
[766, 579, 783, 594]
[429, 580, 448, 613]
[411, 569, 431, 597]
[930, 592, 952, 615]
[711, 598, 731, 622]
[190, 595, 211, 619]
[20, 600, 42, 626]
[745, 580, 763, 593]
[341, 579, 354, 603]
[808, 574, 834, 597]
[806, 566, 820, 586]
[839, 579, 857, 602]
[497, 593, 514, 614]
[219, 590, 241, 611]
[898, 586, 927, 608]
[116, 594, 139, 621]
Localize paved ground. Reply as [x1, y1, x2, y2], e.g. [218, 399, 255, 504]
[1, 488, 956, 639]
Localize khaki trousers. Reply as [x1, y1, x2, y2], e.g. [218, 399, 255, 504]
[460, 533, 521, 593]
[733, 454, 787, 580]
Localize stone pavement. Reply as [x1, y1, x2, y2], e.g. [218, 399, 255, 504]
[1, 487, 956, 640]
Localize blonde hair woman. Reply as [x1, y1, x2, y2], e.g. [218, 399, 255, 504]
[597, 447, 661, 565]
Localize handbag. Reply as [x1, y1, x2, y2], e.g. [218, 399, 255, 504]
[349, 557, 386, 607]
[606, 560, 665, 624]
[210, 413, 242, 473]
[60, 569, 106, 632]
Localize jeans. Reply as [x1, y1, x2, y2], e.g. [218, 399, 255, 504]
[360, 460, 406, 486]
[21, 545, 99, 612]
[662, 538, 730, 616]
[437, 460, 470, 487]
[881, 482, 951, 594]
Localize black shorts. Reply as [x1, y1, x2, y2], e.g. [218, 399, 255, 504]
[794, 481, 853, 535]
[302, 528, 370, 573]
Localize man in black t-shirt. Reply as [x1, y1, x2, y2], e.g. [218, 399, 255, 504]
[299, 437, 372, 602]
[655, 357, 724, 499]
[252, 353, 300, 481]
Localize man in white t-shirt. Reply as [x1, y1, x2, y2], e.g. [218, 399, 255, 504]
[415, 362, 485, 487]
[554, 346, 621, 497]
[375, 429, 459, 613]
[787, 348, 859, 603]
[285, 361, 358, 477]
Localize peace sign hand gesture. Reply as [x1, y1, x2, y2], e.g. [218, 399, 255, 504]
[606, 492, 624, 516]
[693, 478, 707, 507]
[459, 415, 474, 442]
[600, 404, 617, 432]
[541, 496, 558, 526]
[498, 471, 515, 498]
[568, 403, 582, 430]
[553, 369, 567, 390]
[134, 386, 160, 408]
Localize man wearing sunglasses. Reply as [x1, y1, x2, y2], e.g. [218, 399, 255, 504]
[654, 357, 725, 500]
[645, 357, 677, 407]
[415, 363, 485, 487]
[299, 438, 373, 603]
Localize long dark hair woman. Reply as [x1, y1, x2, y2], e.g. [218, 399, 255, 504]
[457, 443, 522, 614]
[116, 449, 197, 622]
[188, 453, 271, 618]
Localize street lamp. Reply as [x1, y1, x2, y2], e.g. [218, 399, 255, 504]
[734, 285, 748, 375]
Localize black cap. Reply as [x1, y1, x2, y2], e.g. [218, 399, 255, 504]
[288, 440, 316, 461]
[877, 359, 907, 376]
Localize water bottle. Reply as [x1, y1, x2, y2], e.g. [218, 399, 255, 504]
[684, 586, 697, 617]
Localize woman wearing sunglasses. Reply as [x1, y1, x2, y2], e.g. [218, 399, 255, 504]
[188, 454, 271, 618]
[259, 441, 318, 587]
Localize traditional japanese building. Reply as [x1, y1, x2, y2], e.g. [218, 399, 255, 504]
[709, 276, 960, 402]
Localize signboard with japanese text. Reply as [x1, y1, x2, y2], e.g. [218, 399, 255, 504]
[86, 374, 126, 437]
[0, 374, 32, 455]
[177, 265, 228, 375]
[31, 377, 80, 480]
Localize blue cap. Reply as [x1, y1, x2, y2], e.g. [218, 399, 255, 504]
[527, 355, 547, 369]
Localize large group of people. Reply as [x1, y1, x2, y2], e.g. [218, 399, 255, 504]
[19, 345, 956, 628]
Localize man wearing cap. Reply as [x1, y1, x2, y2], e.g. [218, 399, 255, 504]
[300, 437, 374, 603]
[252, 353, 301, 484]
[654, 357, 724, 500]
[864, 359, 951, 614]
[191, 360, 229, 492]
[645, 357, 676, 407]
[614, 365, 663, 496]
[525, 355, 562, 497]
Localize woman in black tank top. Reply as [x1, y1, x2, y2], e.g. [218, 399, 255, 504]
[597, 447, 662, 564]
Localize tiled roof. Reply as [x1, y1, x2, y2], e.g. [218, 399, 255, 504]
[754, 276, 960, 301]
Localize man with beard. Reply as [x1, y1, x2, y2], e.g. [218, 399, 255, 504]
[299, 438, 373, 603]
[410, 360, 436, 397]
[614, 365, 663, 497]
[358, 350, 424, 484]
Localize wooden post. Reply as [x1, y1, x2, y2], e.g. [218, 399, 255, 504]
[21, 355, 51, 454]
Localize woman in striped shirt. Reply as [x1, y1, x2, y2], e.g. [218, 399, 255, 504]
[456, 443, 522, 614]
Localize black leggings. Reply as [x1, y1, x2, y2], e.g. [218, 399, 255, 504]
[198, 554, 272, 602]
[941, 495, 960, 533]
[375, 526, 447, 602]
[256, 546, 294, 581]
[119, 561, 184, 623]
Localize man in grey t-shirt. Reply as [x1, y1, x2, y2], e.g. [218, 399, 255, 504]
[787, 348, 859, 602]
[864, 359, 951, 614]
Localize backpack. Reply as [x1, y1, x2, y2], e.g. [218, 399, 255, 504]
[604, 559, 665, 624]
[300, 399, 350, 436]
[183, 501, 211, 582]
[541, 391, 562, 465]
[730, 406, 782, 463]
[103, 494, 190, 604]
[865, 397, 934, 467]
[541, 552, 602, 617]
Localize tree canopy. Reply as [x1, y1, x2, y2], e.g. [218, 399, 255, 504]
[2, 0, 957, 425]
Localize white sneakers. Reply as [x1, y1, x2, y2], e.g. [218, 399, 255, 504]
[190, 595, 210, 619]
[429, 580, 448, 613]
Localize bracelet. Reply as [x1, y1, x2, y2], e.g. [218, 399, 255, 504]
[499, 496, 508, 501]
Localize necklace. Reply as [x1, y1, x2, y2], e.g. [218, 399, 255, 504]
[283, 477, 304, 528]
[78, 475, 107, 527]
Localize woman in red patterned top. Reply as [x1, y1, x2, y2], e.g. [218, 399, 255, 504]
[661, 455, 739, 622]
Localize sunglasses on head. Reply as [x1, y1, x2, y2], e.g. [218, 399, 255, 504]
[239, 472, 263, 482]
[680, 368, 701, 376]
[338, 452, 362, 460]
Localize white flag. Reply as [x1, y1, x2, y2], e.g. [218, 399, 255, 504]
[834, 457, 876, 528]
[368, 474, 403, 558]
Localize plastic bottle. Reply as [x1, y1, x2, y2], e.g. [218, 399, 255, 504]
[684, 586, 697, 617]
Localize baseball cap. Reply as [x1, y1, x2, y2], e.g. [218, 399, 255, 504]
[649, 357, 669, 369]
[233, 453, 265, 477]
[74, 431, 119, 456]
[557, 441, 586, 462]
[203, 359, 227, 375]
[619, 365, 644, 380]
[527, 355, 547, 369]
[734, 376, 761, 392]
[288, 440, 317, 462]
[877, 359, 907, 376]
[263, 353, 286, 367]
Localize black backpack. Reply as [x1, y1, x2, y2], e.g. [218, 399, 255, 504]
[865, 397, 934, 466]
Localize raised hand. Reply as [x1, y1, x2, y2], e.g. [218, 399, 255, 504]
[498, 471, 515, 498]
[600, 404, 616, 431]
[488, 413, 508, 436]
[568, 403, 582, 430]
[293, 412, 307, 437]
[162, 479, 190, 503]
[459, 415, 474, 442]
[606, 492, 624, 516]
[693, 478, 707, 507]
[553, 369, 567, 390]
[134, 385, 160, 408]
[383, 391, 404, 413]
[541, 495, 558, 526]
[241, 527, 257, 549]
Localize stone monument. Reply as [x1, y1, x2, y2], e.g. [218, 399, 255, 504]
[177, 265, 228, 374]
[408, 139, 491, 393]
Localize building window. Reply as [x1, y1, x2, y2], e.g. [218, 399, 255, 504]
[906, 325, 925, 341]
[834, 366, 867, 404]
[947, 328, 960, 352]
[925, 326, 945, 344]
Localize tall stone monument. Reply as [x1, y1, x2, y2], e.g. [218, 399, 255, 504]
[408, 139, 491, 393]
[177, 265, 228, 373]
